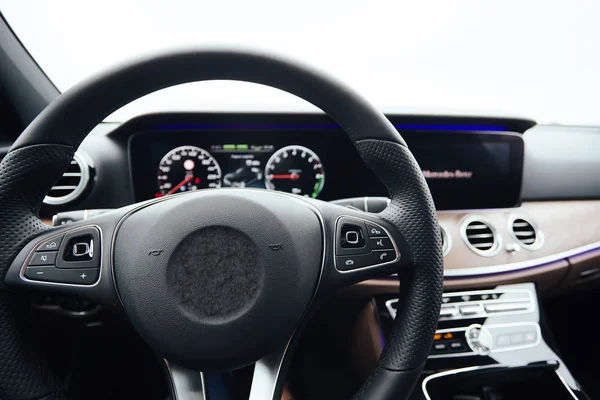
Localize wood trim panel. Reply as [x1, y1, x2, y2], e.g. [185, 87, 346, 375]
[354, 259, 567, 297]
[440, 200, 600, 271]
[443, 260, 569, 293]
[351, 200, 600, 293]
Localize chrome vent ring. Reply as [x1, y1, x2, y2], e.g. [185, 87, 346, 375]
[461, 216, 500, 257]
[509, 216, 543, 250]
[440, 224, 452, 257]
[43, 151, 90, 206]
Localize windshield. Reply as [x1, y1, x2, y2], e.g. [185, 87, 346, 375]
[1, 1, 599, 125]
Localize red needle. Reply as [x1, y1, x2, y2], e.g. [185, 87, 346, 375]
[270, 173, 300, 180]
[167, 175, 194, 195]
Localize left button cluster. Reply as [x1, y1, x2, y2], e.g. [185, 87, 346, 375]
[24, 227, 100, 285]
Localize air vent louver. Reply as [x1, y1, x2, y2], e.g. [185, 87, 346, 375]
[43, 152, 90, 205]
[511, 218, 540, 249]
[462, 218, 498, 256]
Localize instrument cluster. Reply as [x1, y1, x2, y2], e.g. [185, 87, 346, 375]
[156, 143, 325, 198]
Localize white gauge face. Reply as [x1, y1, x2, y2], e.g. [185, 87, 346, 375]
[157, 146, 222, 195]
[264, 145, 325, 198]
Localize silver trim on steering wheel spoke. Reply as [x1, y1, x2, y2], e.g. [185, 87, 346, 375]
[166, 341, 292, 400]
[164, 361, 207, 400]
[249, 341, 292, 400]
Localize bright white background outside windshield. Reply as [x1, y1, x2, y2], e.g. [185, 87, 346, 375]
[1, 0, 599, 125]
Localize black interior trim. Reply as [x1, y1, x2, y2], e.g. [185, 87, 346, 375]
[0, 13, 59, 126]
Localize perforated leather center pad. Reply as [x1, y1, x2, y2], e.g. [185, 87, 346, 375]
[113, 190, 322, 370]
[167, 226, 262, 319]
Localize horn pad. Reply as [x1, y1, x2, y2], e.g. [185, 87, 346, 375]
[113, 190, 323, 371]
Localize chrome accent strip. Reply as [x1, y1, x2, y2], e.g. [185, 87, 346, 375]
[333, 215, 401, 274]
[439, 223, 452, 257]
[460, 215, 502, 257]
[444, 241, 600, 277]
[19, 224, 103, 288]
[507, 213, 544, 251]
[422, 366, 578, 400]
[164, 360, 206, 400]
[248, 341, 291, 400]
[484, 301, 530, 312]
[422, 365, 484, 400]
[44, 151, 90, 206]
[556, 370, 581, 400]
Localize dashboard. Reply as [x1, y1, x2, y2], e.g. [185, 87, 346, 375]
[27, 112, 600, 291]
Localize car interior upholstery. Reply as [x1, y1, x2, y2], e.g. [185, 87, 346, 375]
[0, 9, 598, 400]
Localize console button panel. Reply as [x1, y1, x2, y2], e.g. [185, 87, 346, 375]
[386, 289, 534, 321]
[385, 285, 539, 359]
[428, 322, 541, 357]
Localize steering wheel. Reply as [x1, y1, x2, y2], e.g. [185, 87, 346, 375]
[0, 49, 443, 400]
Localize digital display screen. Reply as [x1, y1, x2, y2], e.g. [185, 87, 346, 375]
[409, 135, 519, 209]
[130, 127, 523, 210]
[210, 144, 274, 189]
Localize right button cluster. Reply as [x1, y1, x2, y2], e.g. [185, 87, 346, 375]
[335, 217, 399, 271]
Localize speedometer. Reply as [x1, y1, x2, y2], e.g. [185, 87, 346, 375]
[157, 146, 222, 195]
[265, 145, 325, 198]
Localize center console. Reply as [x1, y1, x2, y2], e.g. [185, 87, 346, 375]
[378, 283, 589, 399]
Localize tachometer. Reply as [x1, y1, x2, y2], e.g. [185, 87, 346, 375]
[264, 145, 325, 198]
[157, 146, 221, 195]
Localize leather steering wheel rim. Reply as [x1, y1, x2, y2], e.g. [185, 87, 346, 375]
[0, 48, 443, 400]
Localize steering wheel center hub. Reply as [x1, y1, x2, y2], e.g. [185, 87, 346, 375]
[112, 190, 323, 370]
[167, 226, 262, 320]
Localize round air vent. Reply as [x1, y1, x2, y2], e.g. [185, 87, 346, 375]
[461, 217, 500, 256]
[440, 224, 452, 257]
[43, 152, 90, 206]
[509, 216, 543, 250]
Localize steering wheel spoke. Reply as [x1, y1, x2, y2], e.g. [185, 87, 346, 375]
[164, 361, 207, 400]
[164, 339, 292, 400]
[248, 341, 291, 400]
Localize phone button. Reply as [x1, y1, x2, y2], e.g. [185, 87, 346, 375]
[336, 254, 371, 271]
[368, 250, 398, 264]
[369, 237, 394, 250]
